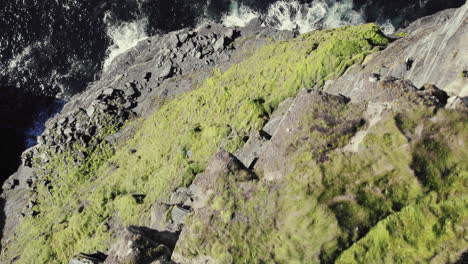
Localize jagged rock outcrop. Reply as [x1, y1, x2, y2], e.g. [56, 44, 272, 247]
[0, 20, 295, 263]
[324, 3, 467, 100]
[1, 4, 467, 264]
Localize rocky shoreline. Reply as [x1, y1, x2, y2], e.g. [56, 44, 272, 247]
[1, 3, 467, 264]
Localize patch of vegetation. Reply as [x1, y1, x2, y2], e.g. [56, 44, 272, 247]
[4, 24, 388, 264]
[395, 32, 409, 38]
[176, 107, 467, 263]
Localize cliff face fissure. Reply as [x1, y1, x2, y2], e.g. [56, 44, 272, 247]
[1, 4, 467, 264]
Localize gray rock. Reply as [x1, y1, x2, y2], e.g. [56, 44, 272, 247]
[159, 63, 173, 79]
[178, 33, 189, 43]
[64, 128, 73, 136]
[102, 88, 115, 96]
[104, 226, 177, 264]
[150, 203, 171, 231]
[168, 188, 190, 205]
[86, 105, 96, 117]
[214, 37, 225, 51]
[123, 101, 133, 109]
[167, 34, 180, 49]
[324, 4, 468, 99]
[262, 97, 294, 137]
[224, 29, 235, 39]
[235, 131, 267, 170]
[171, 206, 190, 226]
[58, 117, 68, 125]
[446, 96, 468, 109]
[37, 136, 46, 145]
[125, 87, 137, 97]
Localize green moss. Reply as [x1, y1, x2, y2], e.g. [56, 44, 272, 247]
[395, 32, 409, 38]
[336, 197, 468, 264]
[5, 24, 389, 264]
[176, 106, 467, 264]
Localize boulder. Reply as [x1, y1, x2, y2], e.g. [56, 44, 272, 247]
[104, 226, 177, 264]
[150, 203, 171, 231]
[102, 88, 115, 96]
[178, 33, 189, 44]
[214, 37, 225, 52]
[159, 63, 173, 79]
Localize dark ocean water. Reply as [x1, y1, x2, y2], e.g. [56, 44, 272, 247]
[0, 0, 465, 180]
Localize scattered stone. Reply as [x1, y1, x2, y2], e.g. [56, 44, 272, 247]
[168, 188, 190, 205]
[104, 226, 177, 264]
[178, 33, 189, 43]
[124, 86, 137, 97]
[170, 206, 190, 227]
[214, 37, 225, 52]
[102, 88, 115, 96]
[224, 29, 235, 39]
[58, 117, 68, 125]
[159, 63, 173, 79]
[123, 101, 133, 109]
[150, 203, 171, 231]
[64, 128, 73, 136]
[86, 105, 96, 117]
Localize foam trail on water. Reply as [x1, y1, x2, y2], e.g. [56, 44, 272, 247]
[103, 16, 148, 71]
[222, 0, 260, 27]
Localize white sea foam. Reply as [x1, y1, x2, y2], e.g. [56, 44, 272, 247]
[103, 16, 148, 71]
[379, 20, 396, 35]
[222, 0, 365, 34]
[222, 1, 260, 27]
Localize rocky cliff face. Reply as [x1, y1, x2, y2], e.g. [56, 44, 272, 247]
[1, 3, 467, 264]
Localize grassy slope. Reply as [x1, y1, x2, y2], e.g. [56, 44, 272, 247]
[176, 105, 467, 263]
[5, 24, 393, 263]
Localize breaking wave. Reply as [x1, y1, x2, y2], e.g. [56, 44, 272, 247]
[103, 16, 149, 71]
[222, 0, 365, 34]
